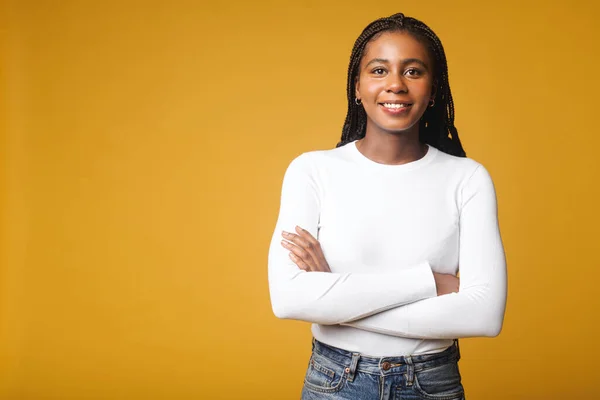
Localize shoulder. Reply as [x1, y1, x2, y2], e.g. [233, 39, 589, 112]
[432, 147, 481, 173]
[284, 143, 353, 174]
[431, 150, 499, 211]
[432, 147, 494, 184]
[428, 148, 499, 206]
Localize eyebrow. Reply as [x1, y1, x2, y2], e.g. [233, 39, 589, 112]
[364, 58, 429, 70]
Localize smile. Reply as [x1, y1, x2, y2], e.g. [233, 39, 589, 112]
[379, 103, 412, 114]
[382, 103, 411, 109]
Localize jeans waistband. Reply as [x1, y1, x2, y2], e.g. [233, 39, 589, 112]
[311, 338, 461, 376]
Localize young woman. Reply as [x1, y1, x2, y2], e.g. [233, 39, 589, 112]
[268, 13, 507, 400]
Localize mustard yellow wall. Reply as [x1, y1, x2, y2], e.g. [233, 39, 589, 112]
[2, 0, 599, 399]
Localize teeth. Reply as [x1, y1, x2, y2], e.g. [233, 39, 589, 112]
[383, 103, 408, 109]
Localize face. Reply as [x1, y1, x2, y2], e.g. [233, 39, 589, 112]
[355, 31, 436, 137]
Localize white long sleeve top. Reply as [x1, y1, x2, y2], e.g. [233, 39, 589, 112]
[268, 140, 507, 356]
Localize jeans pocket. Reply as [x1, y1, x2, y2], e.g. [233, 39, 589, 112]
[413, 361, 464, 400]
[303, 352, 347, 394]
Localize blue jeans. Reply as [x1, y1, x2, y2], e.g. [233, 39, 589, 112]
[301, 338, 465, 400]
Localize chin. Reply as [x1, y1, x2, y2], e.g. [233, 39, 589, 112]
[376, 122, 420, 134]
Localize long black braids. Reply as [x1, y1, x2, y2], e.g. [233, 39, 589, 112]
[336, 13, 466, 157]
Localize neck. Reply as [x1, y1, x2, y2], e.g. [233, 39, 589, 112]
[356, 129, 427, 166]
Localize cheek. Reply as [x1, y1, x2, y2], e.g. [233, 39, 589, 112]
[365, 84, 383, 97]
[416, 79, 434, 97]
[358, 77, 384, 97]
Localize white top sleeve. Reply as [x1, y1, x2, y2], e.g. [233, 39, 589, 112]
[343, 165, 507, 338]
[268, 154, 438, 325]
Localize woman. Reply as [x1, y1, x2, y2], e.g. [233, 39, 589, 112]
[268, 12, 507, 400]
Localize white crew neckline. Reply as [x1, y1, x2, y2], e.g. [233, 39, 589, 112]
[348, 140, 438, 171]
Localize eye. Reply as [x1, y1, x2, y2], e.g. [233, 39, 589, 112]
[371, 68, 386, 75]
[405, 68, 422, 77]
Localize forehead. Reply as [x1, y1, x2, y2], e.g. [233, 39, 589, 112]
[361, 31, 431, 65]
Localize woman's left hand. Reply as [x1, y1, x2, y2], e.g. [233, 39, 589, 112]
[281, 226, 331, 272]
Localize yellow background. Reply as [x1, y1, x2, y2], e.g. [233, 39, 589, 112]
[2, 0, 599, 399]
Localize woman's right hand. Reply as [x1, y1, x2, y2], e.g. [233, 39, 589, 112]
[433, 273, 459, 296]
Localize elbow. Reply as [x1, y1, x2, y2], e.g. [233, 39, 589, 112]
[268, 278, 344, 324]
[270, 296, 337, 325]
[484, 296, 507, 337]
[479, 309, 505, 337]
[269, 284, 303, 320]
[271, 301, 292, 320]
[270, 294, 305, 321]
[482, 319, 503, 337]
[460, 316, 503, 338]
[465, 285, 506, 338]
[268, 277, 296, 320]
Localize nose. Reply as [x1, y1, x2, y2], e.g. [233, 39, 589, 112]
[386, 73, 408, 93]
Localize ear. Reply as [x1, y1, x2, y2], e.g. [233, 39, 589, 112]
[354, 76, 361, 100]
[430, 79, 438, 101]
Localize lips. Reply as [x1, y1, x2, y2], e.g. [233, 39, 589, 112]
[378, 101, 413, 114]
[379, 99, 413, 108]
[381, 103, 411, 109]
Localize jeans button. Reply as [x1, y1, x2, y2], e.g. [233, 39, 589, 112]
[382, 361, 391, 371]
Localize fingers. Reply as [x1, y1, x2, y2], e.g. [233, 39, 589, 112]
[283, 228, 315, 250]
[281, 232, 315, 262]
[281, 226, 332, 273]
[294, 226, 330, 271]
[281, 231, 315, 271]
[285, 227, 321, 260]
[294, 226, 321, 250]
[289, 252, 309, 271]
[280, 238, 312, 262]
[281, 226, 319, 271]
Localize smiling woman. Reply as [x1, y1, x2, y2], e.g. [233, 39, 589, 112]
[356, 32, 435, 136]
[268, 13, 507, 400]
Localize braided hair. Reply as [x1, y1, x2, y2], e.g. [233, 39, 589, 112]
[336, 13, 466, 157]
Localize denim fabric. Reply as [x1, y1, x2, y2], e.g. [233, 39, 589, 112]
[301, 339, 465, 400]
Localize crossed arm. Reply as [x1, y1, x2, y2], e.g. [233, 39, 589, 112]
[268, 154, 507, 338]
